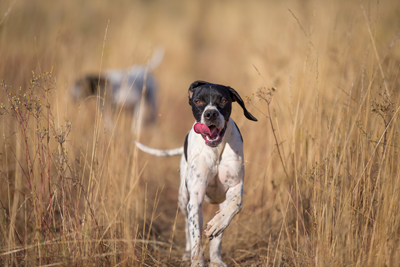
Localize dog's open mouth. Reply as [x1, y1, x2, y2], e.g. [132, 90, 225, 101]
[194, 123, 226, 147]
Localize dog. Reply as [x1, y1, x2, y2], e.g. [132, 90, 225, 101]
[72, 48, 164, 131]
[135, 80, 257, 266]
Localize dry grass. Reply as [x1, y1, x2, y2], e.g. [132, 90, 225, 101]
[1, 0, 400, 266]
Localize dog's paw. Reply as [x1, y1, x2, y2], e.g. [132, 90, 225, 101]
[204, 212, 230, 240]
[190, 261, 206, 267]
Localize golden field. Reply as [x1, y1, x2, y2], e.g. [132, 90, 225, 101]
[1, 0, 400, 266]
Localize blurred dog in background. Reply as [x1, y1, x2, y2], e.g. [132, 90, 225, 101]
[72, 47, 164, 132]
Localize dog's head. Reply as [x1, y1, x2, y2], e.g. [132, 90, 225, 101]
[188, 80, 257, 147]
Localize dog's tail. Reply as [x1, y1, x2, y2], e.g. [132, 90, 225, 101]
[135, 141, 183, 157]
[147, 46, 165, 72]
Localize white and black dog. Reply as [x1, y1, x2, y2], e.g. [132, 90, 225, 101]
[72, 48, 164, 131]
[136, 81, 257, 266]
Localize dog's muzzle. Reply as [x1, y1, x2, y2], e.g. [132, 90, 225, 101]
[194, 123, 227, 147]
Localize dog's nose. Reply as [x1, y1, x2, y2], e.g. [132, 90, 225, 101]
[204, 110, 219, 120]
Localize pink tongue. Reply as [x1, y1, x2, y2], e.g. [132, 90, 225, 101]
[194, 123, 211, 136]
[194, 123, 221, 138]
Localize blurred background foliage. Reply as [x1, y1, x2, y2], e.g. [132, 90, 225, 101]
[1, 0, 400, 266]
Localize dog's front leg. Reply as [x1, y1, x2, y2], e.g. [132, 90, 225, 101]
[186, 164, 208, 266]
[187, 192, 205, 266]
[208, 201, 228, 267]
[204, 181, 243, 240]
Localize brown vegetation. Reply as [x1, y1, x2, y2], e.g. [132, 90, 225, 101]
[1, 0, 400, 266]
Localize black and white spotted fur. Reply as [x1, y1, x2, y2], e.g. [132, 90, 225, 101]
[72, 48, 164, 131]
[136, 81, 257, 266]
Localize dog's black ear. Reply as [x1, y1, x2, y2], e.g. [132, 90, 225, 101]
[227, 86, 258, 121]
[188, 80, 208, 105]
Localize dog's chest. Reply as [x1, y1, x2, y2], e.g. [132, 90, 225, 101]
[203, 148, 244, 204]
[186, 119, 244, 203]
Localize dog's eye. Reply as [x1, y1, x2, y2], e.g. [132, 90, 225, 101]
[220, 99, 226, 104]
[195, 100, 202, 105]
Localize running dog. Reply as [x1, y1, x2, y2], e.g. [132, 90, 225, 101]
[136, 80, 257, 266]
[72, 48, 164, 131]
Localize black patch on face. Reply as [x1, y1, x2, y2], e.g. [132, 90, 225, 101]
[188, 80, 257, 123]
[189, 84, 232, 123]
[74, 75, 107, 99]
